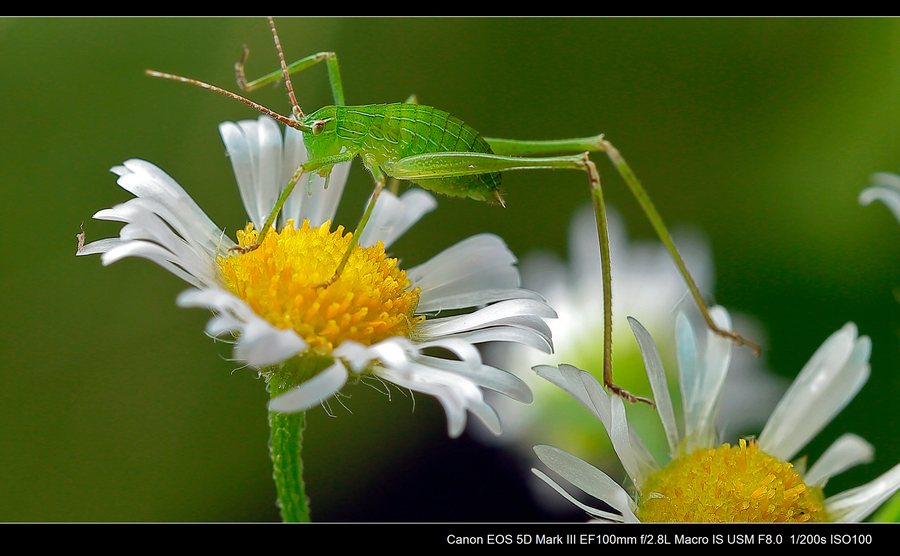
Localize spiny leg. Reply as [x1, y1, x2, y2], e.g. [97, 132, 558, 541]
[599, 140, 760, 356]
[316, 156, 387, 289]
[229, 151, 358, 254]
[583, 157, 655, 408]
[387, 150, 654, 406]
[485, 136, 761, 356]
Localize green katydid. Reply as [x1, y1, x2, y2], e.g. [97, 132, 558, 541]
[145, 17, 759, 406]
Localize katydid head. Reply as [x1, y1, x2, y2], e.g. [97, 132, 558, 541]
[300, 106, 342, 175]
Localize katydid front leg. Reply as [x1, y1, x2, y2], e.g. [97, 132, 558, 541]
[235, 46, 345, 107]
[230, 151, 357, 255]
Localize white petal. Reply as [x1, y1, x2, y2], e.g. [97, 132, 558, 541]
[679, 307, 733, 451]
[825, 461, 900, 522]
[430, 326, 553, 354]
[415, 298, 556, 338]
[101, 239, 208, 289]
[333, 337, 414, 374]
[280, 122, 309, 224]
[416, 287, 546, 315]
[255, 116, 285, 228]
[280, 122, 351, 229]
[413, 354, 533, 403]
[376, 362, 500, 437]
[359, 189, 437, 249]
[534, 364, 657, 486]
[93, 198, 221, 287]
[111, 160, 227, 254]
[533, 445, 639, 521]
[859, 172, 900, 226]
[759, 323, 871, 462]
[535, 364, 610, 425]
[294, 160, 351, 229]
[413, 337, 483, 369]
[220, 119, 264, 228]
[607, 394, 652, 488]
[531, 469, 628, 522]
[268, 361, 349, 413]
[176, 288, 307, 368]
[805, 433, 874, 489]
[76, 237, 120, 257]
[628, 316, 680, 457]
[408, 234, 521, 303]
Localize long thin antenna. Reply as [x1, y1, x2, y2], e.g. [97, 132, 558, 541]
[144, 70, 312, 132]
[268, 17, 304, 121]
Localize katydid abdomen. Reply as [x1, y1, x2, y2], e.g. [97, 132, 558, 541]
[302, 103, 503, 204]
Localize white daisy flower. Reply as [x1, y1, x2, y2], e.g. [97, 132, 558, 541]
[532, 306, 900, 522]
[483, 205, 782, 468]
[78, 114, 554, 438]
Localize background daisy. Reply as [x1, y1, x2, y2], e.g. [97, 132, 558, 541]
[481, 204, 785, 506]
[533, 308, 900, 522]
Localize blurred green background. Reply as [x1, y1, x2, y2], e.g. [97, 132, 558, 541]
[2, 17, 900, 521]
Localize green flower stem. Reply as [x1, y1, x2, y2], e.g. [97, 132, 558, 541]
[266, 353, 334, 522]
[268, 408, 309, 522]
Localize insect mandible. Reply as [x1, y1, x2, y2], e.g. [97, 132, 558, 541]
[145, 17, 759, 406]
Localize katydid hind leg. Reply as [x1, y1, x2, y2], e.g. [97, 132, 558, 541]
[388, 149, 654, 406]
[483, 135, 605, 157]
[587, 157, 655, 407]
[600, 140, 761, 356]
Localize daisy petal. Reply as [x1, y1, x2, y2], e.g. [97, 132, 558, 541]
[534, 364, 657, 485]
[111, 160, 227, 254]
[359, 189, 438, 249]
[434, 326, 553, 355]
[268, 360, 349, 413]
[534, 363, 610, 424]
[220, 117, 283, 228]
[333, 337, 413, 374]
[292, 159, 351, 229]
[825, 461, 900, 522]
[628, 316, 680, 456]
[679, 307, 733, 451]
[377, 362, 500, 437]
[533, 445, 639, 521]
[805, 433, 874, 489]
[414, 355, 533, 403]
[100, 239, 209, 290]
[859, 172, 900, 225]
[415, 287, 547, 315]
[176, 288, 307, 368]
[531, 468, 626, 522]
[759, 323, 871, 462]
[75, 237, 120, 257]
[416, 299, 556, 337]
[408, 234, 522, 301]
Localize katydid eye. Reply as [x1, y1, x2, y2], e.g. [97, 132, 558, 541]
[312, 120, 326, 135]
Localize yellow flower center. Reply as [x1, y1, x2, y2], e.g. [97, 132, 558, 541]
[638, 439, 827, 522]
[217, 220, 424, 353]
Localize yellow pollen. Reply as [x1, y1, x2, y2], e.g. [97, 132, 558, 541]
[217, 220, 424, 352]
[638, 439, 827, 522]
